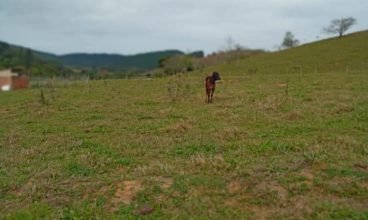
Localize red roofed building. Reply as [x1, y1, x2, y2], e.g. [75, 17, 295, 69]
[0, 69, 30, 91]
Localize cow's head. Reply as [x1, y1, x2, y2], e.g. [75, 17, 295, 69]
[212, 72, 221, 81]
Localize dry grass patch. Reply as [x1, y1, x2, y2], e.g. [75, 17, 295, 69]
[153, 177, 174, 190]
[331, 103, 355, 115]
[162, 120, 192, 134]
[190, 153, 229, 171]
[134, 161, 175, 176]
[289, 195, 313, 215]
[254, 96, 286, 112]
[216, 127, 248, 143]
[2, 130, 21, 149]
[252, 181, 289, 206]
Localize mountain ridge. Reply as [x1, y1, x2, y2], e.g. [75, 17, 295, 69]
[0, 40, 203, 71]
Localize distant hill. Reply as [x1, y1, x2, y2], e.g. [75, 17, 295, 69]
[1, 40, 204, 73]
[34, 50, 193, 70]
[0, 41, 66, 77]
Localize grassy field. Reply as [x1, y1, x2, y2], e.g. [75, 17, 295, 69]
[1, 32, 368, 219]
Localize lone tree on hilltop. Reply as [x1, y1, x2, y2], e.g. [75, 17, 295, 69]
[281, 31, 299, 49]
[323, 17, 357, 38]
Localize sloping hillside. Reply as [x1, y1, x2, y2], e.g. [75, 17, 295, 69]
[214, 31, 368, 75]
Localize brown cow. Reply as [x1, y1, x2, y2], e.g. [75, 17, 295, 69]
[205, 71, 221, 103]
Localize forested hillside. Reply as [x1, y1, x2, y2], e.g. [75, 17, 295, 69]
[0, 41, 65, 77]
[1, 40, 204, 75]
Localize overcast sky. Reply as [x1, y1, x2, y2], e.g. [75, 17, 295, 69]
[0, 0, 367, 55]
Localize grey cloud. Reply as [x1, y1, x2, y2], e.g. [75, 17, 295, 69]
[0, 0, 367, 54]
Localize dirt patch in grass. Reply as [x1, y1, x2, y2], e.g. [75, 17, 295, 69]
[300, 168, 315, 180]
[227, 180, 243, 194]
[110, 180, 142, 212]
[299, 168, 315, 187]
[0, 107, 9, 112]
[360, 181, 368, 190]
[354, 163, 368, 171]
[284, 110, 304, 121]
[79, 176, 146, 213]
[133, 204, 155, 216]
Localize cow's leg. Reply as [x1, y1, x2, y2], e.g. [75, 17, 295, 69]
[208, 92, 211, 103]
[206, 89, 210, 103]
[210, 88, 215, 103]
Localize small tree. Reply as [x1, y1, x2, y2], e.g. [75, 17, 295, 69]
[160, 55, 198, 75]
[323, 17, 356, 38]
[281, 31, 299, 49]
